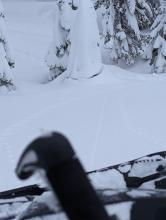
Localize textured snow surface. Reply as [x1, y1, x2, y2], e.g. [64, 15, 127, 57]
[0, 1, 166, 192]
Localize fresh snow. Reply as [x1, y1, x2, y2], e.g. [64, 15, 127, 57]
[67, 0, 102, 79]
[0, 0, 166, 191]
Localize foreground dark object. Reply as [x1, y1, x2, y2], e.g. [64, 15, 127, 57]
[16, 132, 110, 220]
[131, 198, 166, 220]
[10, 133, 166, 220]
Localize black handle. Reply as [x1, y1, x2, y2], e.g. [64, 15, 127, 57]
[16, 132, 110, 220]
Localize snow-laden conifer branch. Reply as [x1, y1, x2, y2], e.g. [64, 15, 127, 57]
[0, 0, 14, 89]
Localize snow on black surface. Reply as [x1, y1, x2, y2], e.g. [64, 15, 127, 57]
[1, 151, 166, 220]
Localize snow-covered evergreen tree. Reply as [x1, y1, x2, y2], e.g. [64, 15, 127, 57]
[147, 0, 160, 9]
[143, 0, 166, 73]
[0, 1, 14, 89]
[46, 0, 102, 80]
[67, 0, 102, 79]
[46, 0, 78, 80]
[136, 0, 154, 30]
[94, 0, 153, 65]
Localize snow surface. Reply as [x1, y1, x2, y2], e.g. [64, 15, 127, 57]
[1, 0, 166, 191]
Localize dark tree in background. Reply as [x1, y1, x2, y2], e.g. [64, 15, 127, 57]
[47, 0, 165, 75]
[143, 0, 166, 73]
[93, 0, 153, 65]
[0, 0, 14, 89]
[46, 0, 79, 80]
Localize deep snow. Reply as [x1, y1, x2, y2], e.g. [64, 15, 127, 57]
[0, 0, 166, 191]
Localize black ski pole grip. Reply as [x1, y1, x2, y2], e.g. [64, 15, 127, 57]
[16, 132, 110, 220]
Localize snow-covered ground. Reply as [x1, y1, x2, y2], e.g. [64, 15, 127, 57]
[1, 0, 166, 191]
